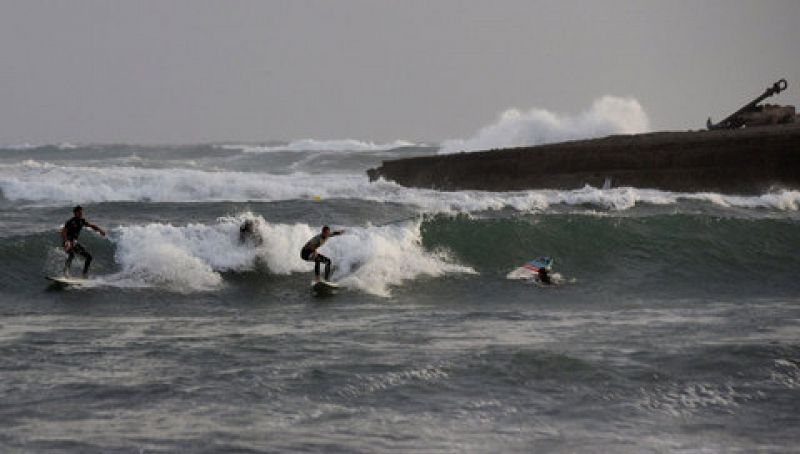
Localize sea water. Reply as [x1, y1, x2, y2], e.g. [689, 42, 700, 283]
[0, 142, 799, 452]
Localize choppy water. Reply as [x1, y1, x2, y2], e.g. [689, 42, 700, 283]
[1, 142, 799, 452]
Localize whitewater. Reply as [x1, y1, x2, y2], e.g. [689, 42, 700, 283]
[1, 108, 799, 452]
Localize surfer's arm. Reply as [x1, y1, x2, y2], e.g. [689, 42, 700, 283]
[60, 227, 70, 249]
[88, 222, 106, 237]
[60, 226, 75, 251]
[332, 230, 345, 236]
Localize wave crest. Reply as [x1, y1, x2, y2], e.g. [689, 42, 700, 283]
[109, 214, 473, 296]
[220, 139, 418, 153]
[1, 161, 798, 213]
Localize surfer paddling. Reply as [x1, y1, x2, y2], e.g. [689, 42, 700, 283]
[301, 225, 344, 282]
[537, 266, 552, 285]
[507, 257, 558, 286]
[61, 205, 105, 278]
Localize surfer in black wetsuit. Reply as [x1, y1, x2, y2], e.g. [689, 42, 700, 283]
[301, 225, 344, 282]
[537, 267, 552, 285]
[239, 219, 263, 246]
[61, 205, 106, 277]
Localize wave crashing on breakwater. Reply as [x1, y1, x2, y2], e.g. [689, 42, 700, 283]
[439, 96, 650, 154]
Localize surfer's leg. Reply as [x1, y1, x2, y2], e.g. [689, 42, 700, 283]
[81, 250, 92, 276]
[64, 251, 75, 275]
[74, 244, 92, 276]
[302, 249, 320, 280]
[317, 254, 331, 280]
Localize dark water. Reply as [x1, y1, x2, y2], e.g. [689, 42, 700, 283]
[1, 143, 799, 452]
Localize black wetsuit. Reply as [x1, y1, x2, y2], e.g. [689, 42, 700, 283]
[239, 220, 264, 246]
[301, 233, 333, 280]
[538, 268, 552, 285]
[63, 216, 92, 275]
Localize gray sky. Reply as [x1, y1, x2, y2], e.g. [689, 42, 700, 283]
[1, 0, 798, 144]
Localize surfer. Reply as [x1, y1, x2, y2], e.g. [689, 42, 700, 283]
[537, 267, 552, 285]
[301, 225, 344, 282]
[61, 205, 106, 278]
[239, 219, 263, 246]
[507, 257, 556, 285]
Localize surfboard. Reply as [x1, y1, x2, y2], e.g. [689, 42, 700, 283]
[311, 280, 340, 296]
[506, 257, 555, 282]
[525, 257, 553, 272]
[46, 276, 92, 286]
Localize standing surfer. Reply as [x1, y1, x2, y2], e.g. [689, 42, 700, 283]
[61, 205, 106, 278]
[301, 225, 344, 282]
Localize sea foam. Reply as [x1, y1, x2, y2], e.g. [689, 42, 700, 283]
[438, 96, 650, 154]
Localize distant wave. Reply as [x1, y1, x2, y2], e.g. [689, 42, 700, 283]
[0, 160, 800, 213]
[1, 142, 78, 151]
[1, 160, 798, 213]
[439, 96, 650, 154]
[220, 139, 420, 153]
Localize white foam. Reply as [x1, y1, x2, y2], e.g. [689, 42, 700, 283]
[690, 191, 800, 211]
[1, 160, 798, 213]
[0, 160, 364, 204]
[439, 96, 650, 154]
[322, 222, 475, 296]
[338, 362, 451, 398]
[638, 382, 754, 417]
[771, 359, 800, 389]
[105, 213, 473, 295]
[219, 139, 418, 153]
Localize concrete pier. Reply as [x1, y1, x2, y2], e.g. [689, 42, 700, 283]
[367, 125, 800, 194]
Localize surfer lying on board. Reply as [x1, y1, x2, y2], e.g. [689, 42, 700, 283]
[507, 257, 556, 285]
[537, 267, 551, 285]
[301, 225, 344, 282]
[61, 205, 106, 278]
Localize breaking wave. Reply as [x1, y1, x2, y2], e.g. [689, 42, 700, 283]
[109, 213, 473, 296]
[1, 160, 798, 213]
[438, 96, 650, 154]
[219, 139, 418, 153]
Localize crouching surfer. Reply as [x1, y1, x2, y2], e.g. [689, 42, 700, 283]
[301, 225, 344, 282]
[239, 219, 263, 246]
[61, 205, 106, 278]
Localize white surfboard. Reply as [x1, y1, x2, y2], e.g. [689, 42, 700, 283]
[46, 276, 93, 286]
[311, 280, 340, 296]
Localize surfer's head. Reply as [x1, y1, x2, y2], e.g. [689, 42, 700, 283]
[73, 205, 83, 218]
[321, 225, 331, 238]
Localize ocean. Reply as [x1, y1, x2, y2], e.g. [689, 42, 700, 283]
[1, 141, 799, 453]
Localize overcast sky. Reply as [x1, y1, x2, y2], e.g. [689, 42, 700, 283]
[1, 0, 798, 144]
